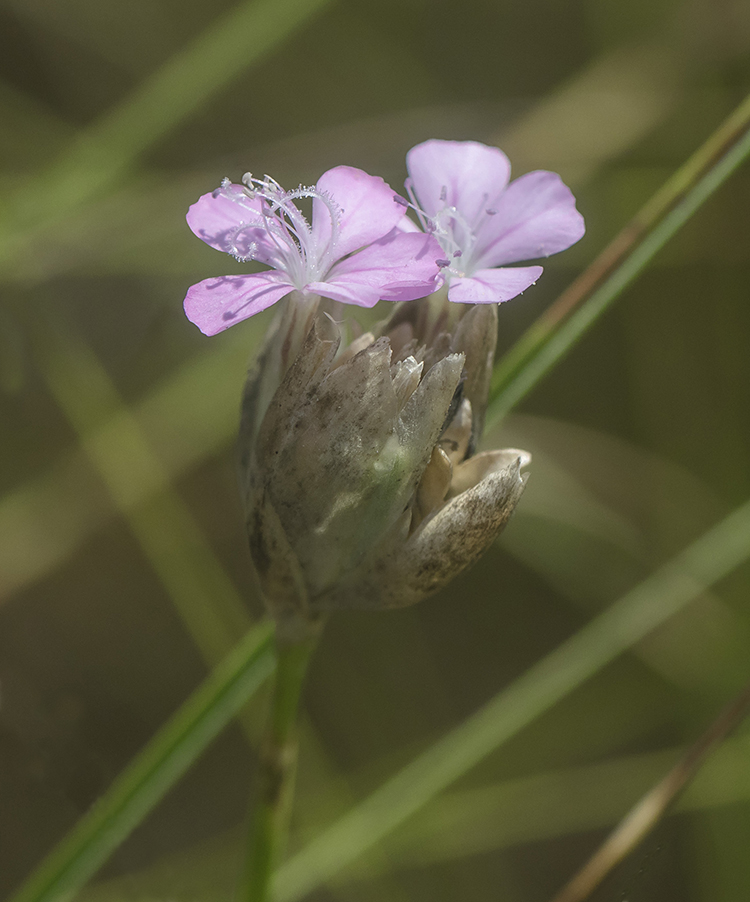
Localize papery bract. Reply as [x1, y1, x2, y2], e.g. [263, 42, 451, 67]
[184, 166, 443, 335]
[242, 304, 529, 617]
[405, 139, 585, 305]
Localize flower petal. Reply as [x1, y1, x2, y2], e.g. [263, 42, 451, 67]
[396, 215, 421, 233]
[186, 184, 284, 265]
[310, 231, 443, 307]
[184, 272, 294, 335]
[406, 139, 511, 224]
[312, 166, 408, 261]
[447, 266, 543, 304]
[473, 170, 585, 268]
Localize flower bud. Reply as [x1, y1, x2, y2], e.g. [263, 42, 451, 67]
[240, 295, 529, 619]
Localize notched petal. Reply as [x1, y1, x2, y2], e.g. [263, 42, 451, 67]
[313, 166, 408, 260]
[447, 266, 543, 305]
[406, 139, 511, 222]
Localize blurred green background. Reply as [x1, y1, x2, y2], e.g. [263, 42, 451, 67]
[2, 0, 750, 899]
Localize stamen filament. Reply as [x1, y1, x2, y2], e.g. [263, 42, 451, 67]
[220, 174, 343, 289]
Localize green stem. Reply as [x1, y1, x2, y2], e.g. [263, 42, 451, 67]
[486, 90, 750, 429]
[241, 616, 322, 902]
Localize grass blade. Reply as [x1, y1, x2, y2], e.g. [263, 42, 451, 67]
[37, 315, 253, 666]
[0, 0, 334, 269]
[275, 496, 750, 900]
[8, 623, 275, 902]
[486, 91, 750, 429]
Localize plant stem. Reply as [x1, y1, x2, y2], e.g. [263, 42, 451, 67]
[241, 615, 322, 902]
[486, 89, 750, 429]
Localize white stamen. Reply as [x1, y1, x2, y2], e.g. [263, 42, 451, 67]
[214, 173, 344, 288]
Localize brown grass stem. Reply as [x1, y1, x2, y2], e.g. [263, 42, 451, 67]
[487, 90, 750, 427]
[549, 679, 750, 902]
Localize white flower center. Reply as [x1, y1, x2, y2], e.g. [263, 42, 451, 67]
[216, 174, 342, 288]
[405, 179, 498, 279]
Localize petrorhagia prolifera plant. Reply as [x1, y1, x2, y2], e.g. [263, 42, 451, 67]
[182, 139, 584, 900]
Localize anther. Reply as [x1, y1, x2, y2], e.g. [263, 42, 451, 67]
[485, 208, 497, 215]
[393, 194, 409, 207]
[436, 258, 451, 268]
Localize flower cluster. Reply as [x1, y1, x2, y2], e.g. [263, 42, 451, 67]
[184, 140, 585, 618]
[184, 166, 442, 335]
[184, 140, 584, 333]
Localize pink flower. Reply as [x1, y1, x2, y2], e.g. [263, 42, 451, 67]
[184, 166, 443, 335]
[405, 139, 585, 304]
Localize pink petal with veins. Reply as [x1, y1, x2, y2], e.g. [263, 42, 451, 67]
[183, 271, 294, 335]
[406, 140, 511, 224]
[310, 231, 443, 306]
[447, 266, 543, 304]
[313, 166, 408, 261]
[186, 184, 282, 266]
[473, 171, 585, 268]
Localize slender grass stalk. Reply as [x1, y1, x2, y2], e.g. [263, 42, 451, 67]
[274, 496, 750, 901]
[64, 733, 750, 900]
[241, 620, 322, 901]
[485, 90, 750, 429]
[36, 316, 253, 665]
[0, 324, 260, 606]
[378, 737, 750, 869]
[550, 679, 750, 902]
[8, 623, 275, 902]
[0, 0, 333, 271]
